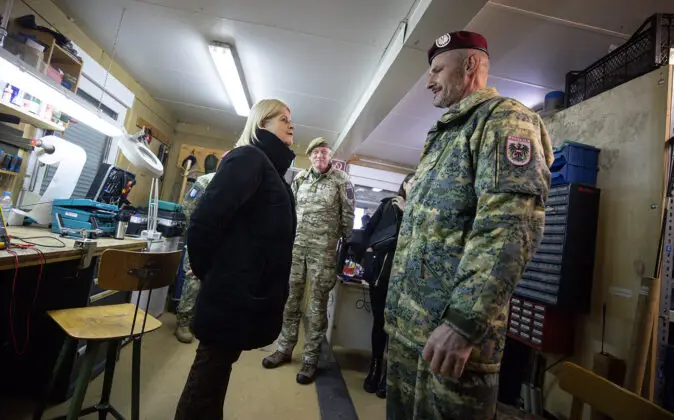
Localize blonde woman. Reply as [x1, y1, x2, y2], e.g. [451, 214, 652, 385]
[176, 99, 297, 420]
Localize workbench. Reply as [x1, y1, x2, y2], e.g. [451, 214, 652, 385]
[1, 225, 146, 269]
[0, 225, 147, 402]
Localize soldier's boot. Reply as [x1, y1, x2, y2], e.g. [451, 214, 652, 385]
[262, 351, 292, 369]
[174, 324, 194, 344]
[296, 362, 317, 385]
[363, 358, 382, 393]
[375, 369, 387, 399]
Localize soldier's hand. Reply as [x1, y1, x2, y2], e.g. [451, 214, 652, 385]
[422, 324, 472, 378]
[185, 270, 193, 277]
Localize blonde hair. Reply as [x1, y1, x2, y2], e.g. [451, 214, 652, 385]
[235, 99, 290, 147]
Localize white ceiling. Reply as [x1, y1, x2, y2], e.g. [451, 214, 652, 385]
[52, 0, 674, 165]
[54, 0, 418, 147]
[356, 0, 674, 167]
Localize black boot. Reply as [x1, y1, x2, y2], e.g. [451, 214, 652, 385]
[363, 358, 382, 393]
[376, 369, 387, 399]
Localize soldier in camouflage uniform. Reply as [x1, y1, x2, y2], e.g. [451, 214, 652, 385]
[262, 137, 355, 384]
[384, 31, 553, 419]
[174, 154, 225, 343]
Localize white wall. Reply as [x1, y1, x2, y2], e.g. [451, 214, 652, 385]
[348, 164, 406, 192]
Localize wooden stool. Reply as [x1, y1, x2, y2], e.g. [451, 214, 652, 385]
[33, 249, 182, 420]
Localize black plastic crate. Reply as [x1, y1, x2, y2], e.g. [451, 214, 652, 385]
[565, 13, 673, 107]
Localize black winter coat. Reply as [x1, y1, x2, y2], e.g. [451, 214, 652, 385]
[187, 129, 297, 350]
[362, 197, 403, 284]
[364, 197, 403, 253]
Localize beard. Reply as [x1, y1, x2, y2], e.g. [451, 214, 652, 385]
[433, 88, 462, 108]
[432, 66, 467, 109]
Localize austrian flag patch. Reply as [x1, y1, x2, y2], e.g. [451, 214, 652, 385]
[506, 136, 532, 166]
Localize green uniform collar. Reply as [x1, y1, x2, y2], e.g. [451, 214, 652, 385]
[310, 164, 332, 178]
[437, 87, 500, 126]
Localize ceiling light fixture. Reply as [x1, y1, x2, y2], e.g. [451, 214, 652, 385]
[0, 48, 123, 137]
[208, 41, 250, 117]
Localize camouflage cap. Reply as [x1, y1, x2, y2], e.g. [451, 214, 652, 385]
[306, 137, 331, 156]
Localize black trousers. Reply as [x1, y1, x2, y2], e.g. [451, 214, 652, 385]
[369, 251, 393, 360]
[175, 342, 242, 420]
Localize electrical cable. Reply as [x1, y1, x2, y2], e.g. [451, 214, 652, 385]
[7, 245, 45, 355]
[544, 355, 566, 372]
[11, 236, 66, 248]
[356, 281, 371, 313]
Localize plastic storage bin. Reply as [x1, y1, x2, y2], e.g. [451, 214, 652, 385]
[550, 165, 598, 187]
[550, 142, 600, 186]
[127, 208, 186, 237]
[551, 142, 600, 170]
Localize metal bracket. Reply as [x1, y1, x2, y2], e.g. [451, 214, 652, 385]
[74, 238, 97, 270]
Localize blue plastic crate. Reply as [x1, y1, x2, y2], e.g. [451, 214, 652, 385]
[551, 163, 598, 186]
[551, 141, 600, 172]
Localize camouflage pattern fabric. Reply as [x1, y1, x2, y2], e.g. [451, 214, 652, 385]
[292, 165, 355, 248]
[176, 172, 216, 326]
[385, 88, 553, 417]
[387, 337, 499, 420]
[276, 165, 355, 364]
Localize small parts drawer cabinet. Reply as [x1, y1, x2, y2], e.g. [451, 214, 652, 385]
[514, 183, 600, 312]
[507, 296, 574, 354]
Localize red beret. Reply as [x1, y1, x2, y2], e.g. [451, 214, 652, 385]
[427, 31, 489, 64]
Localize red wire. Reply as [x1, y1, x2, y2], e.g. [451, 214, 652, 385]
[7, 245, 45, 356]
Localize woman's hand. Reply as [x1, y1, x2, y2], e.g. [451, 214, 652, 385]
[392, 196, 406, 211]
[366, 247, 373, 252]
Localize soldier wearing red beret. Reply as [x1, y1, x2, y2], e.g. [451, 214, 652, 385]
[384, 31, 554, 419]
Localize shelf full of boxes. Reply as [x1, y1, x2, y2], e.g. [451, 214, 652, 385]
[0, 17, 88, 203]
[0, 17, 86, 132]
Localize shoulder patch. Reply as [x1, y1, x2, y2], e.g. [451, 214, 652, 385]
[506, 136, 532, 166]
[189, 188, 199, 199]
[346, 183, 355, 200]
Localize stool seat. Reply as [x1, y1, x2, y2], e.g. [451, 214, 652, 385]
[48, 303, 162, 340]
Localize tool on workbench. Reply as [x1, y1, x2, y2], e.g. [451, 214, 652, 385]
[85, 163, 136, 206]
[51, 198, 116, 238]
[0, 206, 10, 249]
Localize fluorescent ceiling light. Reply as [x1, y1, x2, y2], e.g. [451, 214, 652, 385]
[208, 41, 250, 117]
[0, 49, 123, 137]
[372, 188, 383, 192]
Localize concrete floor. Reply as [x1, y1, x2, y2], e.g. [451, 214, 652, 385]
[4, 313, 386, 420]
[333, 347, 387, 419]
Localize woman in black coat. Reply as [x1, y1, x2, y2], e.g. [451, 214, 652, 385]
[362, 172, 415, 398]
[175, 99, 297, 420]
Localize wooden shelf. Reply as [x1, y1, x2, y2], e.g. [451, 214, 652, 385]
[46, 40, 82, 93]
[0, 101, 64, 131]
[0, 170, 18, 177]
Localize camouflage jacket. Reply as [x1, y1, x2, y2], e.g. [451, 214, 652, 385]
[183, 173, 216, 224]
[292, 165, 355, 253]
[385, 88, 553, 372]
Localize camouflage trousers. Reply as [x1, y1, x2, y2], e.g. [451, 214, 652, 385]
[276, 246, 337, 365]
[387, 336, 498, 420]
[176, 252, 200, 326]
